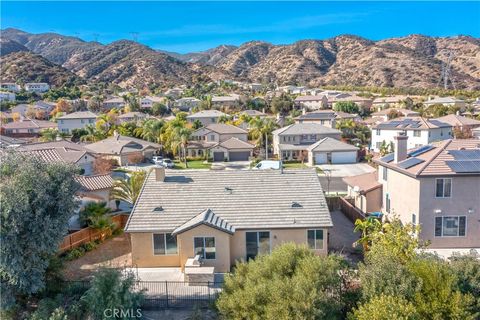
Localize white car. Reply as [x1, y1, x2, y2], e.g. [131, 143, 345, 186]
[253, 160, 281, 170]
[151, 156, 163, 165]
[158, 158, 174, 169]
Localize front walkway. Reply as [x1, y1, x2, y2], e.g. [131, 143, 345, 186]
[63, 233, 132, 280]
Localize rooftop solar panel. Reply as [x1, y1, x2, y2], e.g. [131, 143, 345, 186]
[448, 150, 480, 161]
[409, 145, 435, 157]
[446, 160, 480, 173]
[379, 154, 394, 163]
[397, 157, 425, 169]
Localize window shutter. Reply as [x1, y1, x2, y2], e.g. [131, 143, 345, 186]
[459, 216, 466, 236]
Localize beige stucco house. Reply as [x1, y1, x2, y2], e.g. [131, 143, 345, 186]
[186, 110, 227, 127]
[374, 136, 480, 250]
[125, 168, 333, 272]
[343, 171, 382, 214]
[58, 111, 99, 134]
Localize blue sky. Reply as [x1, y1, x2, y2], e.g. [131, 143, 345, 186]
[2, 1, 479, 53]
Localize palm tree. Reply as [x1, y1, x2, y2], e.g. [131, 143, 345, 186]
[353, 217, 382, 251]
[134, 119, 165, 143]
[80, 125, 105, 142]
[80, 202, 114, 240]
[249, 117, 278, 159]
[171, 127, 192, 167]
[111, 171, 146, 206]
[39, 128, 59, 142]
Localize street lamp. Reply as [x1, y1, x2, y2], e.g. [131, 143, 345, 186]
[323, 169, 332, 195]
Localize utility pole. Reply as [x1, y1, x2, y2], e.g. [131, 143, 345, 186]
[130, 32, 139, 42]
[265, 132, 268, 160]
[438, 49, 455, 90]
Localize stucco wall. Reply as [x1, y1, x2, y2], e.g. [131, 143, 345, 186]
[130, 233, 181, 267]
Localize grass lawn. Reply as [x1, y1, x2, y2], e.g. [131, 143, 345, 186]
[282, 162, 309, 169]
[174, 160, 212, 169]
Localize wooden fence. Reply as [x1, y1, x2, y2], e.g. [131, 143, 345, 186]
[326, 196, 365, 223]
[59, 214, 129, 253]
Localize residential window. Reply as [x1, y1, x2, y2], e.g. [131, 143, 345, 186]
[440, 130, 443, 136]
[81, 119, 85, 124]
[376, 142, 382, 150]
[383, 167, 388, 181]
[413, 130, 421, 137]
[194, 237, 216, 259]
[385, 193, 390, 213]
[307, 229, 324, 250]
[435, 178, 452, 198]
[89, 119, 94, 123]
[310, 134, 316, 140]
[301, 134, 308, 140]
[435, 216, 466, 237]
[153, 233, 177, 255]
[211, 118, 215, 122]
[210, 135, 215, 141]
[376, 129, 381, 136]
[60, 120, 64, 124]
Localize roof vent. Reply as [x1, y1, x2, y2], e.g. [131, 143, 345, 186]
[291, 201, 302, 208]
[224, 187, 233, 194]
[153, 206, 164, 212]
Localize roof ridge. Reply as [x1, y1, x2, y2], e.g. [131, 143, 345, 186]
[416, 140, 452, 176]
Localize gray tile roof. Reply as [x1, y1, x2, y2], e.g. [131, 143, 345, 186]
[75, 174, 113, 191]
[205, 123, 247, 134]
[273, 123, 342, 136]
[214, 137, 255, 150]
[187, 110, 226, 119]
[307, 137, 359, 152]
[172, 209, 234, 235]
[125, 169, 332, 233]
[85, 134, 161, 155]
[58, 111, 98, 119]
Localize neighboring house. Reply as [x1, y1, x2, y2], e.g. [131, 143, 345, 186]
[0, 92, 15, 102]
[371, 117, 452, 152]
[19, 140, 96, 175]
[125, 168, 333, 272]
[343, 171, 382, 214]
[174, 97, 201, 111]
[371, 108, 420, 122]
[186, 110, 227, 126]
[330, 95, 373, 109]
[372, 96, 413, 110]
[240, 109, 267, 118]
[272, 123, 342, 161]
[34, 101, 56, 114]
[25, 83, 50, 93]
[307, 137, 359, 165]
[140, 96, 165, 109]
[211, 95, 239, 109]
[248, 83, 263, 91]
[10, 104, 30, 116]
[84, 133, 161, 165]
[117, 112, 150, 123]
[57, 111, 99, 134]
[473, 127, 480, 139]
[75, 174, 115, 209]
[0, 135, 27, 149]
[424, 97, 466, 109]
[188, 123, 254, 161]
[164, 87, 184, 99]
[0, 83, 21, 92]
[0, 118, 56, 137]
[103, 97, 125, 110]
[374, 136, 480, 250]
[12, 101, 56, 117]
[294, 95, 329, 110]
[295, 110, 359, 128]
[433, 114, 480, 131]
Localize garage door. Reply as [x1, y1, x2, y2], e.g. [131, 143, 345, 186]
[229, 151, 250, 161]
[314, 152, 328, 164]
[332, 151, 357, 164]
[213, 151, 225, 162]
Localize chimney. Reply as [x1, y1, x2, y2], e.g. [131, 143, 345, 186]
[302, 108, 307, 115]
[155, 167, 165, 182]
[394, 134, 408, 163]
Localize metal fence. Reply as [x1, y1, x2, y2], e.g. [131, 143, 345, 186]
[66, 280, 223, 310]
[135, 281, 222, 309]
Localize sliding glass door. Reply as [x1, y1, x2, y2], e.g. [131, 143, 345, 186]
[245, 231, 270, 260]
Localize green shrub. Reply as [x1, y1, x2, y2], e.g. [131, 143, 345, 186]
[81, 241, 97, 252]
[63, 247, 86, 261]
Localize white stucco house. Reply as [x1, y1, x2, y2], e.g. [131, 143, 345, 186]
[25, 83, 50, 93]
[57, 111, 99, 134]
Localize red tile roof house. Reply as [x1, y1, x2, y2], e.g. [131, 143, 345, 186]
[0, 118, 57, 138]
[373, 135, 480, 252]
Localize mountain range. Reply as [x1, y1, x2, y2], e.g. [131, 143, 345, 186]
[1, 28, 479, 90]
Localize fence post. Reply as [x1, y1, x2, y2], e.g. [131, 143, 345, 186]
[165, 281, 169, 308]
[208, 281, 211, 302]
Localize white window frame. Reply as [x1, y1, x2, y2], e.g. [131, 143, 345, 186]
[152, 233, 178, 256]
[193, 236, 216, 260]
[376, 129, 381, 136]
[434, 216, 467, 237]
[307, 229, 324, 250]
[435, 178, 452, 198]
[413, 130, 421, 137]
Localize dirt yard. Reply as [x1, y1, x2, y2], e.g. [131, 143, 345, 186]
[62, 233, 132, 280]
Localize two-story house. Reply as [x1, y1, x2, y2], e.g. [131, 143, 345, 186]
[294, 95, 329, 110]
[295, 110, 360, 128]
[57, 111, 99, 134]
[140, 96, 165, 109]
[103, 97, 125, 110]
[0, 92, 15, 102]
[0, 118, 57, 138]
[272, 123, 342, 161]
[186, 110, 227, 127]
[211, 95, 240, 109]
[374, 135, 479, 251]
[187, 123, 254, 161]
[371, 117, 452, 152]
[0, 83, 21, 92]
[174, 97, 201, 112]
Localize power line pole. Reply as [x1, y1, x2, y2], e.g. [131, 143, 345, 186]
[438, 49, 455, 90]
[130, 32, 139, 42]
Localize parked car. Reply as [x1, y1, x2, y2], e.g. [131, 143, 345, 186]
[151, 156, 163, 164]
[253, 160, 281, 170]
[158, 158, 174, 168]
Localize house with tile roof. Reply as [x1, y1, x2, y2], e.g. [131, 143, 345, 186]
[186, 110, 227, 126]
[371, 108, 420, 122]
[294, 95, 329, 110]
[371, 117, 452, 152]
[307, 137, 359, 165]
[58, 111, 99, 134]
[372, 135, 480, 250]
[117, 112, 150, 123]
[295, 110, 360, 128]
[342, 171, 382, 214]
[0, 118, 57, 138]
[125, 168, 332, 272]
[424, 97, 466, 108]
[103, 97, 125, 110]
[140, 96, 166, 109]
[188, 123, 254, 161]
[272, 123, 342, 161]
[433, 114, 480, 132]
[84, 132, 161, 165]
[75, 173, 116, 209]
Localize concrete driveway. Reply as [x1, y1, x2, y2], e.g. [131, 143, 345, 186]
[317, 163, 375, 177]
[211, 161, 251, 170]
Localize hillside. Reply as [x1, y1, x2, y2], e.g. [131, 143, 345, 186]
[0, 51, 83, 86]
[1, 28, 479, 90]
[0, 38, 29, 56]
